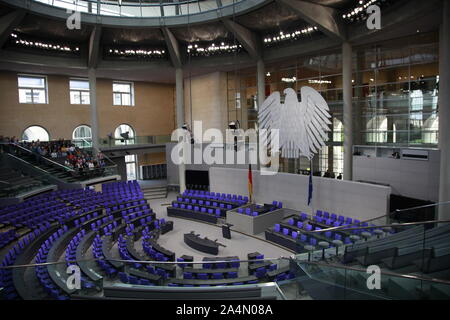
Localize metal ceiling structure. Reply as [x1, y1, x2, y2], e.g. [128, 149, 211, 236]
[0, 0, 443, 83]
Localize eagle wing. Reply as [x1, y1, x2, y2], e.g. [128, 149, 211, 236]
[258, 91, 281, 148]
[300, 86, 332, 159]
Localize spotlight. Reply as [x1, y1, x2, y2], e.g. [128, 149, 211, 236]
[181, 124, 194, 144]
[228, 120, 240, 131]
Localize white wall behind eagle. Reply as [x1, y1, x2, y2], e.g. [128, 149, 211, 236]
[210, 167, 391, 221]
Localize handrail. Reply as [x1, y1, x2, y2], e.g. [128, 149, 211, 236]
[5, 152, 54, 176]
[297, 260, 450, 286]
[11, 143, 75, 172]
[303, 201, 450, 235]
[3, 255, 450, 287]
[0, 256, 292, 269]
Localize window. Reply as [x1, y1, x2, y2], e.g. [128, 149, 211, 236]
[22, 126, 50, 142]
[70, 79, 90, 105]
[113, 81, 134, 106]
[72, 125, 92, 148]
[18, 75, 48, 104]
[114, 124, 136, 145]
[125, 154, 137, 180]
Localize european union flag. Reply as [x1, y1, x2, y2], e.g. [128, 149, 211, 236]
[308, 169, 313, 206]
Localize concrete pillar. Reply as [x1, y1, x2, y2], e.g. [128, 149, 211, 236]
[256, 59, 265, 171]
[439, 0, 450, 220]
[88, 69, 99, 154]
[176, 68, 186, 193]
[342, 42, 353, 181]
[257, 59, 265, 108]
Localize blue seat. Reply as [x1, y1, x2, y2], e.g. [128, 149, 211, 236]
[238, 208, 244, 214]
[323, 212, 330, 219]
[331, 213, 337, 221]
[300, 234, 307, 242]
[292, 231, 298, 239]
[274, 224, 280, 232]
[282, 228, 289, 236]
[140, 279, 151, 286]
[297, 221, 303, 229]
[118, 272, 128, 283]
[255, 267, 267, 278]
[227, 272, 238, 279]
[212, 273, 224, 280]
[183, 272, 194, 279]
[288, 218, 294, 226]
[316, 210, 322, 217]
[252, 212, 258, 217]
[198, 273, 208, 280]
[128, 275, 139, 285]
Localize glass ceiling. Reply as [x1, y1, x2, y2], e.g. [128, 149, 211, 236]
[35, 0, 243, 18]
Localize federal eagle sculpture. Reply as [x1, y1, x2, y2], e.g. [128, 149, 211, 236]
[258, 87, 332, 160]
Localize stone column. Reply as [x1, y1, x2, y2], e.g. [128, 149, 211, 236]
[342, 42, 353, 180]
[439, 0, 450, 220]
[88, 68, 99, 155]
[176, 68, 186, 193]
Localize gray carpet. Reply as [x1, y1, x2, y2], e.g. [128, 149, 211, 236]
[146, 191, 294, 266]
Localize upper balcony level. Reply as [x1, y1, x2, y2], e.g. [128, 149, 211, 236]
[2, 0, 271, 27]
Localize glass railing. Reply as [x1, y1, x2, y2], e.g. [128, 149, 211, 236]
[1, 142, 119, 182]
[0, 256, 299, 300]
[0, 155, 55, 198]
[33, 0, 245, 18]
[99, 135, 172, 148]
[287, 202, 450, 300]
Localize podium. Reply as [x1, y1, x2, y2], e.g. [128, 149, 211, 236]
[222, 223, 233, 239]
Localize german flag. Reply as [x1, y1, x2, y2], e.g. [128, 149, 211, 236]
[248, 164, 253, 203]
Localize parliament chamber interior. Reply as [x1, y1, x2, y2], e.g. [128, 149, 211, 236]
[0, 0, 450, 303]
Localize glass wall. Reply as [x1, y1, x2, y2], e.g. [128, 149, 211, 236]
[354, 32, 439, 147]
[227, 31, 439, 176]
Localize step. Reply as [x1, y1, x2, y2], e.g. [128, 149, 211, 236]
[143, 190, 167, 196]
[142, 187, 167, 192]
[145, 195, 168, 200]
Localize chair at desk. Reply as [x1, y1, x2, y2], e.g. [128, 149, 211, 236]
[254, 267, 267, 278]
[212, 273, 224, 280]
[118, 272, 128, 284]
[198, 273, 209, 280]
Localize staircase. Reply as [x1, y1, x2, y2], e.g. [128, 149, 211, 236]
[142, 186, 168, 200]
